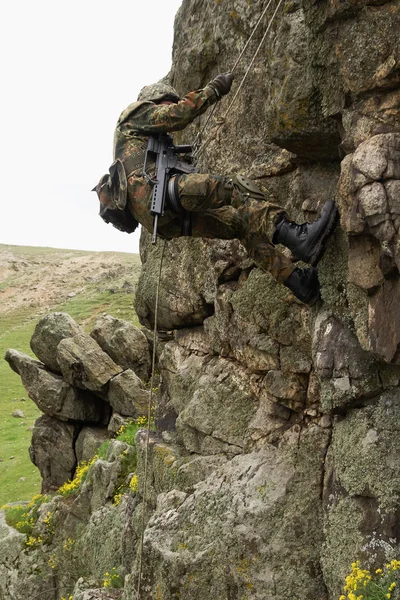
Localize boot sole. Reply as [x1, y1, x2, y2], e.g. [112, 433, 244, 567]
[305, 203, 339, 266]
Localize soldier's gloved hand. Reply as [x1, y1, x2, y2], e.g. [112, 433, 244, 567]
[208, 73, 234, 99]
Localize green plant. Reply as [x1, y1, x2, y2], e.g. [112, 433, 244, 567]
[339, 560, 400, 600]
[2, 493, 50, 537]
[116, 420, 141, 445]
[58, 456, 98, 497]
[97, 439, 111, 459]
[103, 567, 124, 589]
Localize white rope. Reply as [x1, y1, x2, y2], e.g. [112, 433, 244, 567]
[135, 240, 165, 599]
[193, 0, 276, 153]
[195, 0, 285, 160]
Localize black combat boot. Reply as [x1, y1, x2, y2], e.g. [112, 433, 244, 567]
[283, 267, 321, 306]
[273, 199, 338, 265]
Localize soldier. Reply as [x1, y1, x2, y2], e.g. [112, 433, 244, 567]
[94, 73, 338, 305]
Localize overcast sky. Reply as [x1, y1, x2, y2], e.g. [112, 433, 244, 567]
[0, 0, 183, 254]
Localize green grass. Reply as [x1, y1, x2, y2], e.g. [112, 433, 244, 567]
[55, 286, 140, 331]
[0, 245, 141, 506]
[0, 320, 42, 507]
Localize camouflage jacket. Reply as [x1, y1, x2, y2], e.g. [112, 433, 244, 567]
[113, 85, 218, 234]
[113, 85, 217, 163]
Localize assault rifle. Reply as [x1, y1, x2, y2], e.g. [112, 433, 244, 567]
[143, 134, 196, 244]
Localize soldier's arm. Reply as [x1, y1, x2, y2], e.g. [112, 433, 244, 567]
[119, 86, 218, 135]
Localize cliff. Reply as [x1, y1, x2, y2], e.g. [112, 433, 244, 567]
[1, 1, 400, 599]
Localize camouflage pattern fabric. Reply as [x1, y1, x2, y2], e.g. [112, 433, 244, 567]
[113, 85, 295, 283]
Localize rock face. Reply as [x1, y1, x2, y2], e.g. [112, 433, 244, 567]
[1, 1, 400, 600]
[130, 0, 400, 597]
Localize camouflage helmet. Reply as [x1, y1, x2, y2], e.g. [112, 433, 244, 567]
[137, 81, 180, 104]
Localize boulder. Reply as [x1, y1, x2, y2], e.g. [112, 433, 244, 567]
[107, 412, 132, 434]
[29, 415, 77, 492]
[90, 315, 151, 381]
[30, 312, 82, 373]
[108, 370, 150, 418]
[5, 349, 109, 424]
[75, 427, 111, 463]
[57, 333, 122, 395]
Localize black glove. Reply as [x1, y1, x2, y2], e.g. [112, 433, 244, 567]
[208, 73, 234, 99]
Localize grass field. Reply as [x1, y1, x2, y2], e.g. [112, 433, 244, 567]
[0, 245, 141, 507]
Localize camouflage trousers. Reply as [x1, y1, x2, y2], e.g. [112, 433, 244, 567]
[127, 172, 295, 283]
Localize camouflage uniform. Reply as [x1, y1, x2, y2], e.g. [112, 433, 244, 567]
[114, 85, 295, 283]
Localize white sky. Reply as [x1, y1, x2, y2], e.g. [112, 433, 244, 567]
[0, 0, 183, 254]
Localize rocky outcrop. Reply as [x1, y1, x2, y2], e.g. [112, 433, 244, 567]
[108, 370, 150, 418]
[4, 312, 151, 493]
[129, 0, 400, 597]
[1, 1, 400, 599]
[57, 333, 123, 396]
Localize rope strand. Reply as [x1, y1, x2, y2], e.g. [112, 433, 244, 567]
[193, 0, 276, 154]
[135, 240, 166, 599]
[195, 0, 285, 160]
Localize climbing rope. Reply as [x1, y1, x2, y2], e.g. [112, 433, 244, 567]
[193, 0, 276, 152]
[194, 0, 285, 160]
[135, 239, 165, 600]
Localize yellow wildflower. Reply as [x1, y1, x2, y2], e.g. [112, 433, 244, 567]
[129, 474, 138, 492]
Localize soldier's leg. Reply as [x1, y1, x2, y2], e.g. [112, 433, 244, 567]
[170, 173, 338, 266]
[191, 207, 321, 305]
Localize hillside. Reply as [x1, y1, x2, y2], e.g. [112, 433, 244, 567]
[0, 244, 141, 505]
